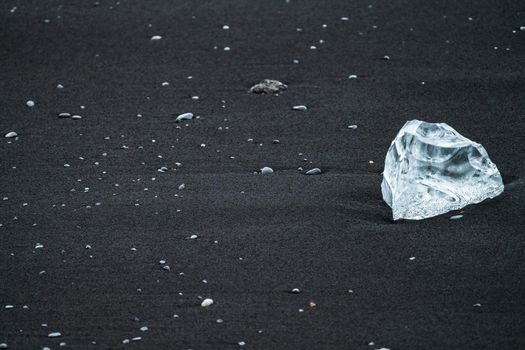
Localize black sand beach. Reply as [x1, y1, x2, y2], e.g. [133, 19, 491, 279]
[1, 0, 524, 349]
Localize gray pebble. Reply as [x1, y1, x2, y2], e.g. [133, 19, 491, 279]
[250, 79, 287, 94]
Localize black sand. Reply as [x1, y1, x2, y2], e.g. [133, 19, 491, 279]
[1, 0, 524, 349]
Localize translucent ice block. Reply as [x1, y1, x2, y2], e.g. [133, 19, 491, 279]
[381, 120, 504, 220]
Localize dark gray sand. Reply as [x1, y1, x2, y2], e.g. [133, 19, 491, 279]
[1, 0, 524, 349]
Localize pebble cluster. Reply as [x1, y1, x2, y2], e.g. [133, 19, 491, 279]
[1, 1, 518, 350]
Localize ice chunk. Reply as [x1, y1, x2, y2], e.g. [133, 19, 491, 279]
[381, 120, 503, 220]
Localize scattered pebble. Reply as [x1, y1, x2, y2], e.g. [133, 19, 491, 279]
[175, 112, 194, 122]
[201, 298, 214, 307]
[72, 115, 82, 120]
[291, 288, 300, 294]
[58, 113, 71, 118]
[348, 124, 358, 129]
[292, 105, 308, 111]
[348, 74, 358, 79]
[250, 79, 287, 94]
[5, 132, 17, 138]
[151, 35, 162, 40]
[26, 100, 35, 107]
[450, 215, 463, 220]
[238, 341, 246, 346]
[260, 166, 274, 175]
[48, 332, 62, 338]
[305, 168, 322, 175]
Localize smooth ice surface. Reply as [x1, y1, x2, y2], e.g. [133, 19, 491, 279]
[381, 120, 504, 220]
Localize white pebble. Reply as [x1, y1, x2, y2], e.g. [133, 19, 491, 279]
[450, 215, 463, 220]
[48, 332, 62, 338]
[4, 132, 17, 138]
[260, 166, 274, 175]
[175, 112, 194, 122]
[178, 184, 185, 190]
[201, 298, 214, 307]
[224, 46, 231, 51]
[305, 168, 322, 175]
[292, 105, 308, 111]
[341, 16, 349, 21]
[348, 74, 358, 79]
[222, 25, 230, 30]
[151, 35, 162, 40]
[26, 100, 35, 107]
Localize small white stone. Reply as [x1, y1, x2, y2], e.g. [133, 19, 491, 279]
[131, 337, 142, 341]
[161, 81, 170, 86]
[26, 100, 35, 107]
[291, 288, 300, 294]
[5, 305, 14, 309]
[222, 25, 230, 30]
[5, 132, 17, 138]
[348, 125, 358, 129]
[122, 339, 130, 344]
[140, 326, 148, 331]
[292, 105, 308, 111]
[450, 215, 463, 220]
[48, 332, 62, 338]
[175, 112, 193, 122]
[151, 35, 162, 40]
[409, 256, 416, 261]
[72, 115, 82, 120]
[190, 234, 198, 239]
[238, 341, 246, 346]
[520, 26, 525, 31]
[340, 16, 349, 21]
[201, 298, 214, 307]
[348, 74, 358, 79]
[56, 84, 64, 89]
[58, 113, 71, 118]
[0, 343, 7, 349]
[224, 46, 231, 51]
[178, 184, 185, 190]
[305, 168, 322, 175]
[260, 166, 274, 175]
